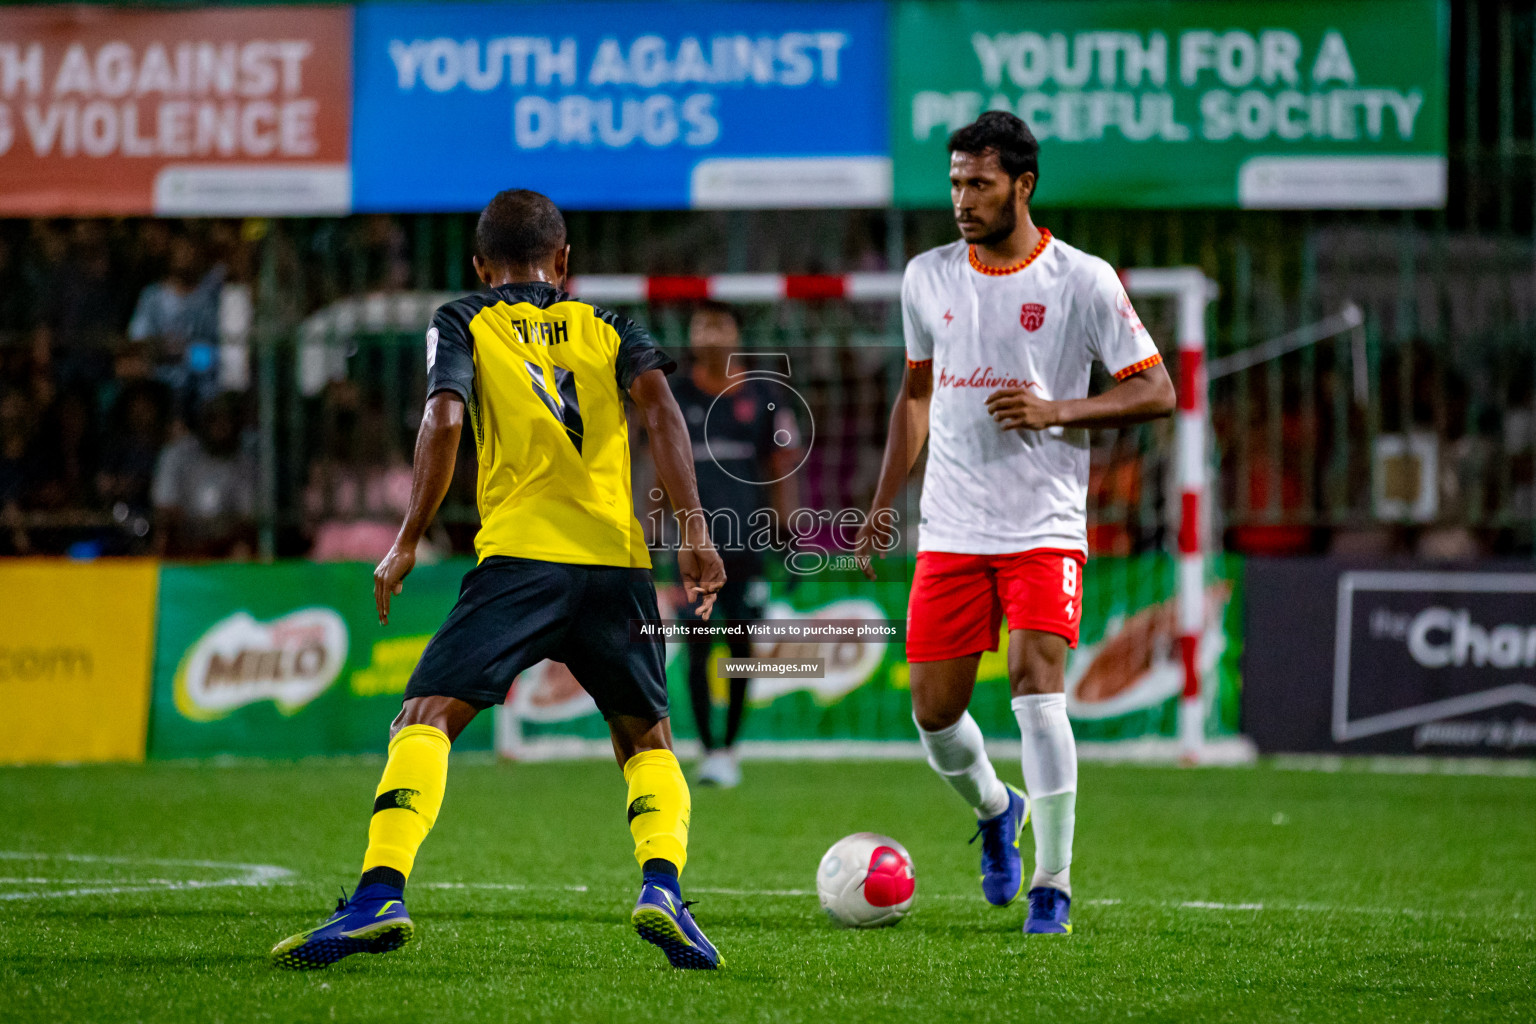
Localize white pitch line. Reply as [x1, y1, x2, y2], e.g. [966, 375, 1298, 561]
[692, 887, 817, 897]
[0, 851, 293, 875]
[422, 882, 590, 894]
[0, 851, 294, 902]
[0, 854, 1508, 922]
[666, 888, 1484, 919]
[0, 879, 299, 901]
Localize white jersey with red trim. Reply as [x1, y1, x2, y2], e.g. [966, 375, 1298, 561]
[901, 229, 1162, 555]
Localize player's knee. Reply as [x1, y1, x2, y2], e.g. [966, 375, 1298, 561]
[1008, 664, 1064, 697]
[389, 697, 476, 743]
[912, 705, 965, 733]
[609, 714, 672, 765]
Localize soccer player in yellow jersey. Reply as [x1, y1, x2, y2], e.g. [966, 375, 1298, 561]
[271, 190, 728, 971]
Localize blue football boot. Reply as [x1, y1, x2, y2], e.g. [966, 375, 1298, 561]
[970, 783, 1030, 907]
[631, 882, 722, 970]
[1023, 886, 1072, 934]
[270, 884, 415, 969]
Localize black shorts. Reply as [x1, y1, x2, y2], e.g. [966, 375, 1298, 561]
[404, 555, 668, 720]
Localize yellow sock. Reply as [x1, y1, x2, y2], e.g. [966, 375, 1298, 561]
[361, 724, 451, 882]
[624, 749, 690, 873]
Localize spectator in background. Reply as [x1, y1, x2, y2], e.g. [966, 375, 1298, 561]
[98, 380, 171, 551]
[152, 392, 257, 559]
[0, 235, 32, 345]
[28, 386, 100, 511]
[355, 214, 411, 291]
[13, 386, 100, 554]
[43, 223, 131, 393]
[303, 381, 419, 562]
[0, 389, 34, 554]
[129, 235, 225, 416]
[1379, 339, 1484, 559]
[21, 221, 68, 326]
[123, 220, 174, 302]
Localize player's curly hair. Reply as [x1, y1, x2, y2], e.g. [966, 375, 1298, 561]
[948, 111, 1040, 194]
[477, 189, 567, 267]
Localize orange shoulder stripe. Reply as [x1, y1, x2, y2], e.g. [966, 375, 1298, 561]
[1113, 353, 1163, 380]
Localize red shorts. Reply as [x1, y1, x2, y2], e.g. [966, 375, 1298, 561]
[906, 549, 1085, 662]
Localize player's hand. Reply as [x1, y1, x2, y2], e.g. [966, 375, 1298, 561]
[852, 518, 882, 581]
[677, 539, 726, 620]
[985, 387, 1059, 431]
[374, 543, 417, 626]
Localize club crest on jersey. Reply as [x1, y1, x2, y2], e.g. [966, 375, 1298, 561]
[1020, 303, 1047, 332]
[1115, 291, 1146, 333]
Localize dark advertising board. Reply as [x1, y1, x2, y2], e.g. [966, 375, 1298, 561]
[1246, 559, 1536, 756]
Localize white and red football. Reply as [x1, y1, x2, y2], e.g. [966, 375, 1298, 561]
[816, 832, 916, 928]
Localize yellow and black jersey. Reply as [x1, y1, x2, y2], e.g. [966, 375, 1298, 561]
[426, 281, 675, 568]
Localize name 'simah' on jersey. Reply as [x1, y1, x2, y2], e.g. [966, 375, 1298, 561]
[512, 318, 570, 346]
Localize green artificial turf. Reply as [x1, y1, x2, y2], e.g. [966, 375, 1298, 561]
[2, 758, 1533, 1023]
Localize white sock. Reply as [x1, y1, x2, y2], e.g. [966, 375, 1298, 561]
[1012, 693, 1077, 896]
[915, 712, 1009, 819]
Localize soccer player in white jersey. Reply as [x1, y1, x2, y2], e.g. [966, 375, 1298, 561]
[857, 112, 1175, 935]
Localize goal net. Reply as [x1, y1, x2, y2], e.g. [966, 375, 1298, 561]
[379, 268, 1243, 763]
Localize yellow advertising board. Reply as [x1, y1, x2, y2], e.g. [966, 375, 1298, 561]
[0, 560, 158, 763]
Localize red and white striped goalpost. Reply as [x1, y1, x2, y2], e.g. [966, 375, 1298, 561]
[324, 269, 1217, 759]
[1117, 268, 1217, 761]
[570, 269, 1218, 760]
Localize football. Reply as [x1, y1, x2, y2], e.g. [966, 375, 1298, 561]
[816, 832, 916, 928]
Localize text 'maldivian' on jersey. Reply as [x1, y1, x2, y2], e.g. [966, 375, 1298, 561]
[425, 281, 675, 568]
[902, 229, 1163, 556]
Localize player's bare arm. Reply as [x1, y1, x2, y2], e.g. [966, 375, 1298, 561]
[984, 361, 1175, 433]
[855, 359, 932, 580]
[374, 390, 464, 625]
[630, 367, 727, 618]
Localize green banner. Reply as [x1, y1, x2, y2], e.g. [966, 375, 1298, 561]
[893, 0, 1447, 208]
[503, 554, 1244, 753]
[148, 561, 490, 758]
[147, 555, 1241, 757]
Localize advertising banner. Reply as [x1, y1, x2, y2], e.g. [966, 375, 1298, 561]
[499, 555, 1243, 756]
[0, 560, 157, 764]
[148, 560, 492, 758]
[892, 0, 1447, 209]
[1246, 560, 1536, 756]
[0, 5, 352, 215]
[351, 2, 888, 211]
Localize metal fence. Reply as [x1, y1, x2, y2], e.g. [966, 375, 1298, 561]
[3, 0, 1533, 560]
[226, 1, 1536, 559]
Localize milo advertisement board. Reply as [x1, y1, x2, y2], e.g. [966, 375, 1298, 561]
[149, 561, 491, 758]
[499, 554, 1243, 757]
[149, 555, 1240, 758]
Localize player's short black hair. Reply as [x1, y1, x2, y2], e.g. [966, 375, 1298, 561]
[948, 111, 1040, 190]
[691, 299, 744, 332]
[476, 189, 567, 267]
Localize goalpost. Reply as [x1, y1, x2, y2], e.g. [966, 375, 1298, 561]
[532, 267, 1219, 761]
[298, 266, 1223, 761]
[1117, 268, 1217, 761]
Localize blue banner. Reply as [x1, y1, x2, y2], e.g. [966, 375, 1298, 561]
[352, 1, 888, 211]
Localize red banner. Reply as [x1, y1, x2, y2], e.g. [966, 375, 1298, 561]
[0, 5, 351, 215]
